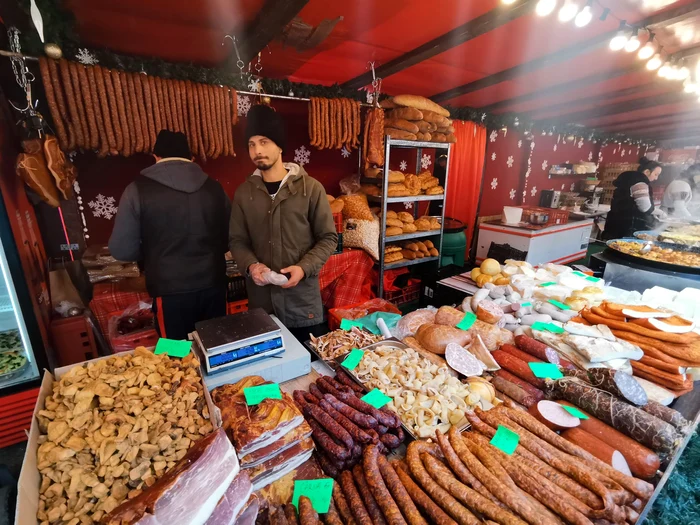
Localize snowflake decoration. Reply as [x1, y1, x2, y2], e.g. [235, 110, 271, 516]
[340, 146, 351, 159]
[404, 202, 413, 210]
[527, 157, 532, 166]
[530, 141, 536, 150]
[481, 113, 487, 122]
[73, 181, 81, 194]
[613, 148, 617, 154]
[248, 78, 262, 93]
[76, 48, 98, 66]
[621, 149, 626, 158]
[294, 145, 311, 166]
[489, 130, 498, 143]
[238, 95, 252, 117]
[490, 178, 498, 190]
[399, 160, 408, 172]
[588, 151, 593, 161]
[518, 140, 523, 149]
[541, 160, 549, 172]
[88, 194, 118, 220]
[553, 144, 558, 152]
[491, 152, 497, 161]
[506, 156, 514, 168]
[570, 183, 576, 191]
[421, 154, 432, 170]
[509, 189, 516, 200]
[366, 92, 374, 104]
[530, 186, 538, 197]
[577, 139, 584, 149]
[561, 184, 566, 190]
[525, 168, 531, 179]
[522, 190, 527, 199]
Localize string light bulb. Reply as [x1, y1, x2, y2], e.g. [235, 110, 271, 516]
[536, 0, 558, 17]
[646, 54, 662, 70]
[684, 81, 698, 94]
[625, 30, 641, 52]
[658, 63, 670, 78]
[558, 1, 579, 22]
[575, 1, 593, 27]
[501, 0, 517, 4]
[678, 66, 690, 81]
[638, 34, 655, 60]
[610, 31, 629, 51]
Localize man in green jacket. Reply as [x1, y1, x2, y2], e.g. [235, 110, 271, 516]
[229, 104, 337, 340]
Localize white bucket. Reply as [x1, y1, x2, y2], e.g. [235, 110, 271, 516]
[503, 206, 523, 224]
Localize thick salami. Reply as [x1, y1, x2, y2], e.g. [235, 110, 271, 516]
[406, 440, 481, 525]
[514, 335, 575, 369]
[641, 401, 689, 432]
[69, 61, 94, 149]
[299, 496, 321, 525]
[492, 351, 545, 388]
[377, 453, 427, 525]
[85, 66, 109, 157]
[100, 67, 122, 153]
[586, 368, 648, 406]
[380, 433, 401, 450]
[336, 369, 365, 393]
[338, 391, 399, 428]
[284, 504, 300, 525]
[493, 370, 544, 402]
[309, 383, 324, 402]
[545, 378, 681, 456]
[304, 403, 354, 449]
[111, 70, 132, 156]
[340, 470, 373, 525]
[500, 344, 543, 364]
[317, 377, 346, 398]
[324, 500, 345, 525]
[528, 400, 581, 431]
[491, 376, 537, 408]
[333, 483, 357, 525]
[352, 465, 388, 525]
[316, 450, 342, 478]
[59, 59, 85, 148]
[46, 58, 74, 150]
[318, 399, 373, 444]
[363, 446, 407, 525]
[324, 394, 378, 429]
[561, 428, 632, 476]
[38, 58, 69, 150]
[307, 418, 350, 461]
[393, 462, 457, 525]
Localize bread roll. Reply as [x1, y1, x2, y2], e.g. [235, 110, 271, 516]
[402, 249, 417, 260]
[387, 184, 410, 197]
[388, 107, 423, 121]
[421, 110, 450, 126]
[421, 177, 439, 190]
[386, 210, 398, 220]
[392, 95, 450, 118]
[429, 248, 439, 257]
[426, 185, 444, 195]
[416, 241, 429, 254]
[416, 132, 432, 141]
[423, 240, 434, 249]
[326, 195, 335, 203]
[433, 132, 447, 142]
[379, 98, 399, 109]
[415, 218, 431, 231]
[430, 218, 441, 230]
[384, 128, 417, 141]
[386, 226, 403, 236]
[384, 118, 420, 134]
[404, 243, 419, 252]
[388, 170, 405, 183]
[386, 218, 404, 228]
[384, 251, 404, 263]
[330, 199, 345, 214]
[416, 120, 437, 133]
[402, 223, 417, 233]
[404, 173, 421, 195]
[398, 212, 414, 223]
[385, 245, 402, 254]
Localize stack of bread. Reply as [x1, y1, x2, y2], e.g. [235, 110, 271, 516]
[384, 240, 439, 265]
[382, 210, 418, 237]
[380, 95, 457, 143]
[361, 169, 443, 197]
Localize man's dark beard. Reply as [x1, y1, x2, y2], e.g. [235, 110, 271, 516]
[255, 159, 274, 171]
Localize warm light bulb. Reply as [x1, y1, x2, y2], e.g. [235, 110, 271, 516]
[667, 66, 679, 81]
[638, 41, 655, 60]
[678, 67, 690, 80]
[610, 31, 629, 51]
[558, 1, 579, 22]
[536, 0, 558, 16]
[502, 0, 518, 4]
[684, 81, 697, 94]
[575, 5, 592, 27]
[646, 54, 662, 70]
[625, 35, 641, 52]
[658, 63, 670, 78]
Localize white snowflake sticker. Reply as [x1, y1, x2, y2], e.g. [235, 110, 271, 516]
[530, 142, 536, 150]
[506, 156, 514, 168]
[489, 130, 498, 143]
[294, 145, 311, 166]
[248, 78, 262, 93]
[509, 189, 516, 200]
[76, 48, 98, 65]
[525, 168, 531, 179]
[553, 144, 558, 152]
[238, 95, 252, 117]
[541, 160, 548, 172]
[490, 178, 498, 190]
[88, 194, 118, 220]
[491, 152, 497, 161]
[527, 157, 531, 166]
[340, 146, 351, 159]
[399, 160, 408, 172]
[518, 140, 523, 148]
[561, 184, 566, 190]
[570, 183, 576, 191]
[578, 139, 584, 149]
[421, 154, 432, 170]
[404, 202, 413, 210]
[530, 186, 538, 197]
[621, 149, 626, 158]
[588, 151, 593, 161]
[522, 190, 527, 199]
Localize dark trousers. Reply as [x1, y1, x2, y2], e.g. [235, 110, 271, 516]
[152, 286, 226, 340]
[287, 323, 328, 347]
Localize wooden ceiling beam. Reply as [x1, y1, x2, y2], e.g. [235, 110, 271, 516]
[341, 0, 537, 90]
[235, 0, 310, 64]
[431, 2, 700, 104]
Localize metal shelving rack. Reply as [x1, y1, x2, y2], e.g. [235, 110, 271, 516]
[373, 138, 452, 297]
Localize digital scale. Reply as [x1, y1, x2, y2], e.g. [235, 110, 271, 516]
[193, 308, 285, 375]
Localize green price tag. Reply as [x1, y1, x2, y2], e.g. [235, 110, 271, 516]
[572, 271, 586, 277]
[539, 281, 557, 287]
[560, 404, 589, 420]
[456, 312, 477, 331]
[292, 478, 334, 513]
[341, 349, 364, 371]
[531, 321, 565, 334]
[548, 299, 571, 310]
[244, 383, 282, 406]
[361, 388, 392, 409]
[490, 425, 519, 455]
[529, 362, 564, 379]
[585, 276, 601, 282]
[340, 318, 363, 331]
[154, 338, 192, 358]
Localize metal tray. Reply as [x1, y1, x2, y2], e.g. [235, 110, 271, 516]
[0, 353, 29, 383]
[634, 231, 700, 254]
[303, 339, 338, 370]
[605, 238, 700, 273]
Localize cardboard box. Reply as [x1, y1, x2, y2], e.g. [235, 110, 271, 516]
[15, 349, 221, 525]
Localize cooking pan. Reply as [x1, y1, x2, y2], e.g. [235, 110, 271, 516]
[605, 238, 700, 274]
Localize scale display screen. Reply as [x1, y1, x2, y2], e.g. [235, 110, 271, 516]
[208, 337, 283, 367]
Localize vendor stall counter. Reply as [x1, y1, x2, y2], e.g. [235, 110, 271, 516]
[476, 218, 594, 266]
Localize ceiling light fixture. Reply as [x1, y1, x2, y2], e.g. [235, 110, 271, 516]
[575, 1, 593, 27]
[559, 1, 579, 22]
[536, 0, 558, 17]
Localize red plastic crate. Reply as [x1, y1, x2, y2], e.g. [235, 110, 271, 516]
[227, 299, 249, 315]
[50, 315, 99, 365]
[520, 206, 569, 226]
[384, 280, 421, 306]
[0, 387, 39, 448]
[328, 299, 401, 332]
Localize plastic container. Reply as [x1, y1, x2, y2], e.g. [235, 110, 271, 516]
[384, 280, 421, 306]
[227, 299, 249, 315]
[328, 298, 401, 332]
[520, 206, 569, 226]
[503, 206, 523, 224]
[49, 315, 99, 366]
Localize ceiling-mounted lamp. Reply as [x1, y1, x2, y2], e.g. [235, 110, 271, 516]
[575, 0, 593, 27]
[558, 0, 579, 22]
[638, 32, 656, 60]
[625, 29, 641, 52]
[536, 0, 558, 17]
[610, 22, 630, 51]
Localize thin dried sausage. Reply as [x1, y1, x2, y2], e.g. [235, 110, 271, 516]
[309, 383, 325, 402]
[84, 66, 108, 157]
[39, 58, 68, 149]
[141, 74, 156, 151]
[155, 76, 169, 131]
[317, 376, 346, 398]
[134, 73, 152, 152]
[316, 451, 342, 478]
[377, 452, 427, 525]
[339, 392, 399, 429]
[43, 58, 72, 150]
[99, 67, 121, 153]
[304, 403, 354, 449]
[111, 70, 131, 155]
[120, 72, 138, 154]
[299, 496, 321, 525]
[308, 418, 350, 461]
[192, 82, 206, 160]
[309, 98, 316, 146]
[69, 61, 94, 149]
[324, 500, 344, 525]
[319, 399, 373, 444]
[333, 483, 357, 525]
[363, 446, 407, 525]
[324, 394, 378, 429]
[393, 462, 456, 525]
[352, 465, 387, 525]
[285, 503, 300, 525]
[340, 470, 373, 525]
[127, 73, 145, 153]
[59, 59, 84, 148]
[209, 84, 222, 159]
[336, 369, 365, 393]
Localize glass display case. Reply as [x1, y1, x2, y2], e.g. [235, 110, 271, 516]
[0, 232, 40, 390]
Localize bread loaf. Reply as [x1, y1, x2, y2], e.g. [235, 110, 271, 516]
[384, 127, 417, 141]
[379, 98, 399, 109]
[392, 95, 450, 118]
[386, 218, 404, 228]
[433, 132, 447, 142]
[385, 245, 402, 254]
[330, 199, 345, 214]
[386, 226, 403, 236]
[404, 174, 421, 195]
[388, 170, 405, 183]
[388, 107, 423, 121]
[402, 249, 417, 260]
[416, 323, 472, 354]
[402, 223, 417, 233]
[429, 247, 439, 257]
[387, 184, 410, 197]
[421, 177, 439, 190]
[424, 240, 434, 249]
[426, 186, 444, 195]
[416, 132, 432, 141]
[415, 218, 431, 231]
[421, 110, 450, 126]
[416, 241, 429, 254]
[386, 210, 398, 220]
[416, 121, 437, 133]
[398, 212, 414, 223]
[384, 251, 404, 263]
[446, 133, 457, 143]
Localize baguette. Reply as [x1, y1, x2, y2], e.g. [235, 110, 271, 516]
[384, 127, 417, 141]
[383, 118, 419, 134]
[392, 94, 450, 117]
[388, 107, 423, 121]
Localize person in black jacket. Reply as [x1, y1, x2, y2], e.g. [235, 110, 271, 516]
[602, 156, 663, 240]
[109, 130, 231, 340]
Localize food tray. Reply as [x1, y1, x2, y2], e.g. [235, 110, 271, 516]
[605, 238, 700, 274]
[0, 353, 29, 383]
[634, 231, 700, 254]
[303, 339, 339, 371]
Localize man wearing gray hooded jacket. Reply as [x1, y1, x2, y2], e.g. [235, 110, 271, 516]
[109, 130, 231, 340]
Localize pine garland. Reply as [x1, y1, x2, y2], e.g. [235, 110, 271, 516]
[18, 0, 653, 145]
